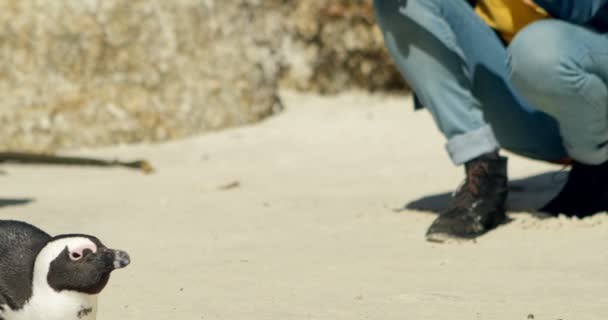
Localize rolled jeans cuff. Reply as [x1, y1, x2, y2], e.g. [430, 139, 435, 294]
[446, 125, 500, 165]
[567, 146, 608, 165]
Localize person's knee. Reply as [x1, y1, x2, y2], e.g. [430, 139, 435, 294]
[508, 21, 567, 81]
[507, 20, 581, 102]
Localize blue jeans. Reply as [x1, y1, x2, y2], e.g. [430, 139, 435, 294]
[374, 0, 608, 165]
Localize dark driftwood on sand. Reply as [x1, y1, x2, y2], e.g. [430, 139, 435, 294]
[0, 152, 154, 174]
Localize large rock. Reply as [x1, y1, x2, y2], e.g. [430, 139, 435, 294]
[0, 0, 284, 151]
[280, 0, 407, 93]
[0, 0, 405, 151]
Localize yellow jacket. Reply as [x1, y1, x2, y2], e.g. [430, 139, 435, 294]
[475, 0, 548, 42]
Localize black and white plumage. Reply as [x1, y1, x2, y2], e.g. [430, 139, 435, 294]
[0, 220, 130, 320]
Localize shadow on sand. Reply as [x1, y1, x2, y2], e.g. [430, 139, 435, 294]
[400, 171, 567, 215]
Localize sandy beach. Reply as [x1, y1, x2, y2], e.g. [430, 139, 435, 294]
[2, 91, 607, 320]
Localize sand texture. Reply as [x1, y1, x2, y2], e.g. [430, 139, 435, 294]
[1, 92, 607, 320]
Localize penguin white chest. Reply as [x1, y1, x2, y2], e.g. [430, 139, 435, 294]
[1, 290, 98, 320]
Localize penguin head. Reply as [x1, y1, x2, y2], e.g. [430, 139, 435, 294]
[34, 235, 130, 295]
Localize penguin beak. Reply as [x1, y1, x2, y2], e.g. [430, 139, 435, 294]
[107, 249, 131, 270]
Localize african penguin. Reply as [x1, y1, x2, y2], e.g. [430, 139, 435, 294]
[0, 220, 130, 320]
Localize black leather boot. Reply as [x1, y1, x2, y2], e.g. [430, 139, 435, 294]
[426, 152, 508, 242]
[541, 160, 608, 217]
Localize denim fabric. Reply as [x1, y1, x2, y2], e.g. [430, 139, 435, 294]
[374, 0, 576, 164]
[509, 19, 608, 164]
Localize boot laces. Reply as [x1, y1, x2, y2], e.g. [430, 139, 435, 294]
[452, 161, 490, 206]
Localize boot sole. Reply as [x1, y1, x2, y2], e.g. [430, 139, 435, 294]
[425, 232, 477, 244]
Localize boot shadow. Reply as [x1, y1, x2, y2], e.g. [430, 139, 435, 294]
[401, 171, 566, 216]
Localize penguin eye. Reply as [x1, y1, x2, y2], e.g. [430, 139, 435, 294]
[70, 252, 82, 261]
